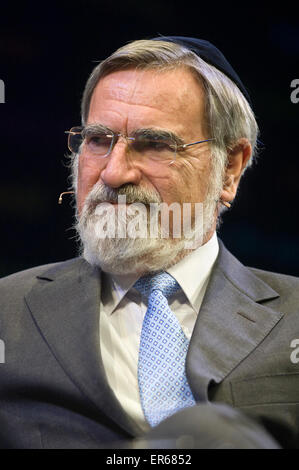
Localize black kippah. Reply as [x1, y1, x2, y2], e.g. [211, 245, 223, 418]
[151, 35, 252, 107]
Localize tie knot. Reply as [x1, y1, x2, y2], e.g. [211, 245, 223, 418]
[134, 271, 180, 301]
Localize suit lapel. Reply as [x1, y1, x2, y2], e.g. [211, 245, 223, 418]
[186, 241, 284, 401]
[25, 258, 139, 437]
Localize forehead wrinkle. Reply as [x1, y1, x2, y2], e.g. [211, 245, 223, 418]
[97, 96, 174, 114]
[96, 69, 190, 111]
[97, 70, 149, 106]
[88, 100, 188, 140]
[89, 68, 206, 141]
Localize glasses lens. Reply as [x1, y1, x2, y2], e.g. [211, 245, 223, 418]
[68, 127, 83, 153]
[132, 136, 177, 161]
[83, 129, 113, 156]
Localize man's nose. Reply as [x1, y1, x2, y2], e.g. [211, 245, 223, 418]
[100, 139, 142, 188]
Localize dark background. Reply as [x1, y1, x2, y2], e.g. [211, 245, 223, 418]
[1, 0, 298, 278]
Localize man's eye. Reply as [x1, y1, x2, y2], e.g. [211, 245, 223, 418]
[85, 135, 112, 153]
[89, 136, 102, 145]
[86, 135, 111, 146]
[148, 141, 170, 150]
[87, 135, 107, 145]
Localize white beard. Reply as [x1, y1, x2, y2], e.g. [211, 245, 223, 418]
[75, 180, 220, 275]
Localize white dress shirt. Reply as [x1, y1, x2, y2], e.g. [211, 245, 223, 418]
[100, 233, 219, 432]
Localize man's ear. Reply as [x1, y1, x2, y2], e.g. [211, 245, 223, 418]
[220, 138, 252, 203]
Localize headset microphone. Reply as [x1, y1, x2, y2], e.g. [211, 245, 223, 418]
[58, 191, 75, 204]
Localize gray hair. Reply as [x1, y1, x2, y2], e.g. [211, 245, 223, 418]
[71, 39, 259, 209]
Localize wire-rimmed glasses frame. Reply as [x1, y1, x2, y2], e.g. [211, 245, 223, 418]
[65, 126, 214, 160]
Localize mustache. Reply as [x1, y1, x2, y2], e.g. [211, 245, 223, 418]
[83, 182, 162, 215]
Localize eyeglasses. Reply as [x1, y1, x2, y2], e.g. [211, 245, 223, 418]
[65, 125, 213, 162]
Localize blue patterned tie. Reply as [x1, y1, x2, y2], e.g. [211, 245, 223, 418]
[134, 271, 196, 427]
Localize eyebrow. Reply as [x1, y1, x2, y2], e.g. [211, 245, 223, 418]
[83, 123, 113, 136]
[133, 128, 185, 146]
[83, 124, 185, 146]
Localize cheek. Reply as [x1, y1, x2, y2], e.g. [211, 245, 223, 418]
[149, 175, 188, 204]
[77, 155, 102, 214]
[165, 156, 211, 203]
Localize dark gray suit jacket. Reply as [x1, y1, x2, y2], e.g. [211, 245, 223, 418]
[0, 240, 299, 448]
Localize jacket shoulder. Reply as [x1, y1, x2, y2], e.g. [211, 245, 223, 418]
[248, 266, 299, 315]
[0, 258, 83, 300]
[248, 266, 299, 293]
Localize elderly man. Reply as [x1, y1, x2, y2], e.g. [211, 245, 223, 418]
[0, 37, 298, 449]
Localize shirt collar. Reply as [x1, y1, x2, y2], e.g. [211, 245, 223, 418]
[101, 270, 139, 316]
[167, 232, 218, 311]
[101, 232, 219, 315]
